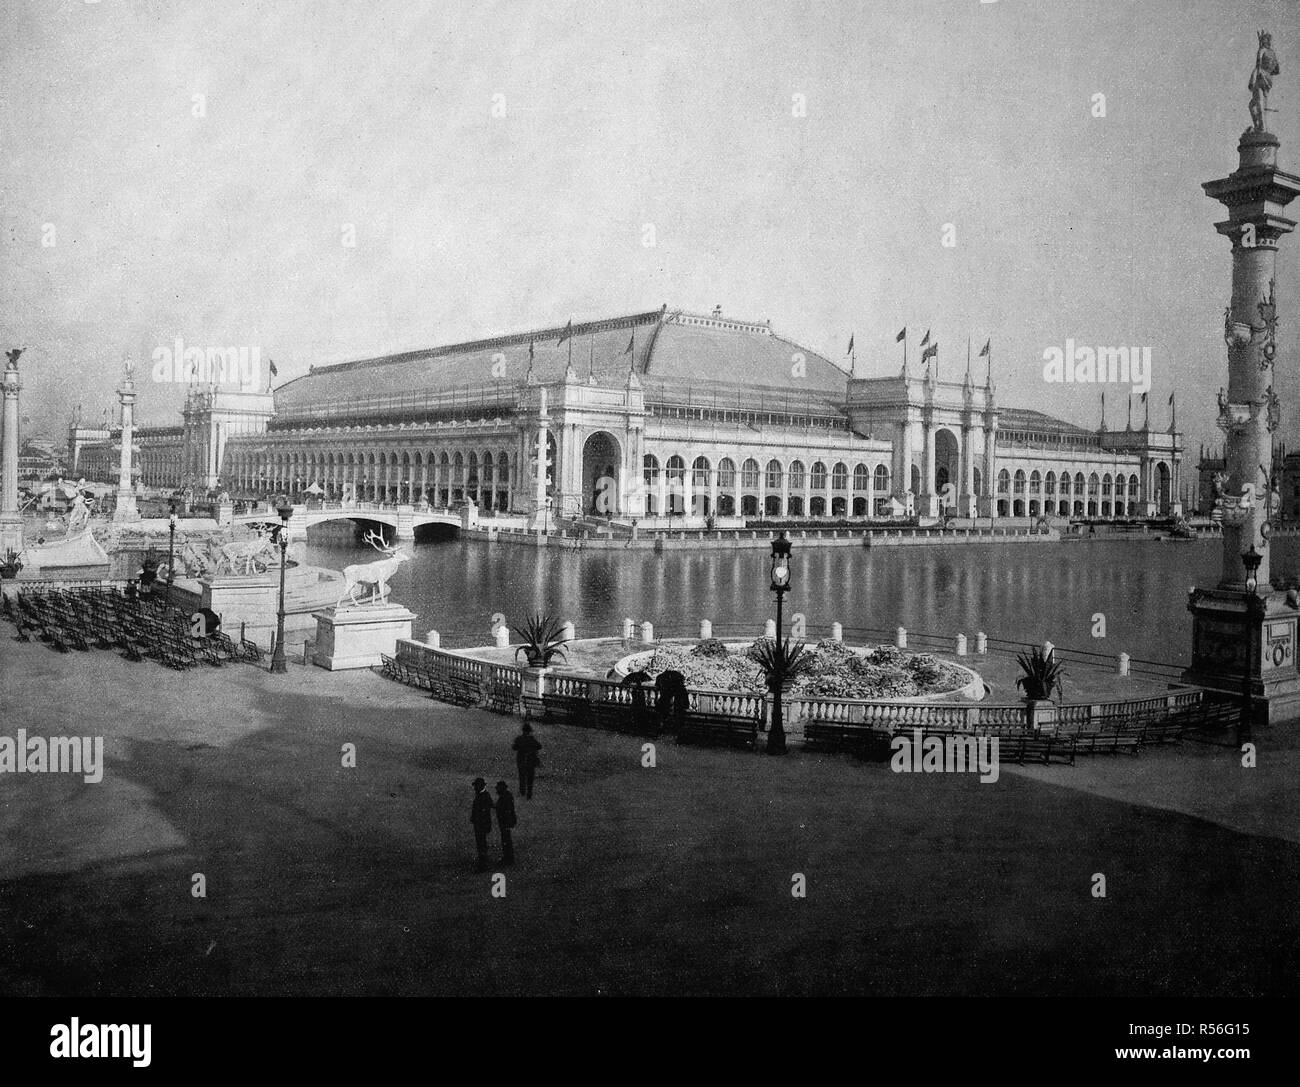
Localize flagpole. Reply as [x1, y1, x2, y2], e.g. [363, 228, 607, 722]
[903, 332, 908, 378]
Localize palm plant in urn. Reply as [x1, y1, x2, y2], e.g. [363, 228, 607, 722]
[513, 614, 569, 670]
[1015, 645, 1066, 730]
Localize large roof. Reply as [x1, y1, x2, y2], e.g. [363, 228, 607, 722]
[273, 309, 847, 413]
[997, 407, 1097, 438]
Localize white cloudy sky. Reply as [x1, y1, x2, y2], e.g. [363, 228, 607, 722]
[1, 0, 1297, 461]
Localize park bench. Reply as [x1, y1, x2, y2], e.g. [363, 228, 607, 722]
[804, 720, 894, 760]
[427, 671, 482, 707]
[482, 678, 523, 716]
[676, 708, 761, 750]
[1172, 700, 1240, 732]
[1072, 732, 1140, 756]
[524, 691, 591, 727]
[586, 698, 657, 736]
[998, 734, 1076, 766]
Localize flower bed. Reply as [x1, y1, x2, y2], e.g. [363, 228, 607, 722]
[615, 638, 979, 700]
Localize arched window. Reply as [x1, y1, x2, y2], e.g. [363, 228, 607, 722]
[765, 459, 783, 490]
[853, 464, 869, 491]
[1088, 472, 1100, 496]
[692, 456, 710, 489]
[718, 458, 736, 488]
[741, 458, 760, 489]
[1075, 472, 1086, 494]
[832, 462, 848, 490]
[810, 462, 827, 489]
[1029, 470, 1041, 494]
[1014, 469, 1027, 494]
[1045, 471, 1057, 494]
[788, 460, 806, 489]
[997, 469, 1011, 494]
[666, 455, 686, 483]
[1102, 473, 1113, 497]
[874, 464, 890, 492]
[643, 454, 660, 486]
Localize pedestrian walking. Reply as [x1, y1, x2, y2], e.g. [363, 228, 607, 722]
[512, 722, 542, 799]
[470, 777, 494, 871]
[495, 781, 517, 864]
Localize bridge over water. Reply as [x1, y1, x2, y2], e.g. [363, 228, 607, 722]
[232, 501, 469, 541]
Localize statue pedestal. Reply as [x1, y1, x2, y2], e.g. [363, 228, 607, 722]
[112, 489, 139, 523]
[200, 575, 277, 642]
[0, 512, 23, 556]
[312, 603, 415, 670]
[1185, 588, 1300, 724]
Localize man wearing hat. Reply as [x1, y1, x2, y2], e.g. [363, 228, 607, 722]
[470, 778, 495, 871]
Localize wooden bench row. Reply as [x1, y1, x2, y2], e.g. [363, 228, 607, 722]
[521, 692, 761, 748]
[381, 654, 487, 707]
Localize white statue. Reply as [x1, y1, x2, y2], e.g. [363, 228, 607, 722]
[336, 530, 410, 607]
[66, 492, 92, 537]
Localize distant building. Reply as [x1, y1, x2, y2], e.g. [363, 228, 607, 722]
[69, 308, 1184, 520]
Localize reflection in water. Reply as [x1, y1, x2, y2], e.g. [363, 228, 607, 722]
[304, 535, 1282, 665]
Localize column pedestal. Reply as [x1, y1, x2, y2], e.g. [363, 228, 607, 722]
[1185, 588, 1300, 723]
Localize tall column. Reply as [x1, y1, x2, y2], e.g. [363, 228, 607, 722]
[113, 361, 139, 523]
[0, 350, 23, 554]
[981, 414, 998, 517]
[922, 420, 936, 496]
[894, 422, 910, 504]
[1205, 126, 1299, 586]
[959, 422, 976, 517]
[1186, 43, 1300, 722]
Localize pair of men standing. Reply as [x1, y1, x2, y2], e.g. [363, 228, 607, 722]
[470, 778, 517, 871]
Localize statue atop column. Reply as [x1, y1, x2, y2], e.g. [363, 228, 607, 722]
[5, 348, 23, 370]
[1248, 30, 1280, 133]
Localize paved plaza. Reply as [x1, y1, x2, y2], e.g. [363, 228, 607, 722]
[2, 638, 1296, 997]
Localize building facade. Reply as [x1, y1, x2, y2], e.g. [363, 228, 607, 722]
[70, 308, 1184, 521]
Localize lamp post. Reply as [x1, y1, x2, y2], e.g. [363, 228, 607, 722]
[1240, 544, 1263, 740]
[767, 532, 793, 755]
[166, 501, 177, 601]
[270, 495, 292, 674]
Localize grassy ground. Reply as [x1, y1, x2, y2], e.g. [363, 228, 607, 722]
[1, 635, 1297, 997]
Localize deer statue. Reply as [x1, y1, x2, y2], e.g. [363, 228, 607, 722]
[336, 530, 411, 607]
[216, 530, 276, 575]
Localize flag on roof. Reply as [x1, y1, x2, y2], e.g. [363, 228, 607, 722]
[895, 328, 906, 343]
[557, 320, 573, 346]
[921, 341, 938, 362]
[920, 329, 931, 347]
[979, 339, 990, 357]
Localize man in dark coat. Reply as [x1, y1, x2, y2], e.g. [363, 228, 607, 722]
[495, 781, 517, 864]
[470, 777, 494, 871]
[512, 723, 542, 799]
